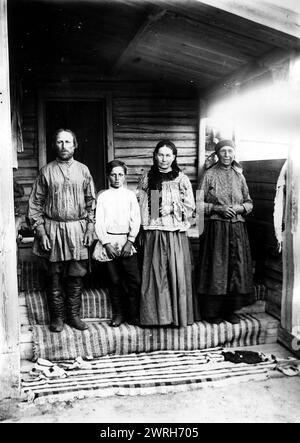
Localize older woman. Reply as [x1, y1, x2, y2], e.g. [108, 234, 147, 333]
[137, 140, 196, 327]
[197, 139, 255, 324]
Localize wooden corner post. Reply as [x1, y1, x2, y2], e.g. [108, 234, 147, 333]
[279, 54, 300, 356]
[0, 0, 20, 398]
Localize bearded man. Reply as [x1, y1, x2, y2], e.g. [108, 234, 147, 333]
[28, 129, 96, 332]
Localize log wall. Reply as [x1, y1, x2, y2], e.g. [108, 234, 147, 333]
[14, 83, 198, 206]
[112, 95, 198, 187]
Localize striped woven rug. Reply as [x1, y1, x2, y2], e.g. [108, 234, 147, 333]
[31, 314, 264, 361]
[21, 348, 277, 404]
[24, 266, 268, 362]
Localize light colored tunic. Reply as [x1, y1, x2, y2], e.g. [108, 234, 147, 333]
[93, 186, 141, 262]
[200, 163, 253, 222]
[28, 159, 96, 262]
[137, 171, 195, 231]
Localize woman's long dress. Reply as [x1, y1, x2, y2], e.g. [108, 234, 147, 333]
[137, 171, 196, 327]
[197, 163, 255, 319]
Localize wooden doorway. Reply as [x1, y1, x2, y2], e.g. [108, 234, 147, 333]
[45, 100, 106, 192]
[38, 88, 114, 193]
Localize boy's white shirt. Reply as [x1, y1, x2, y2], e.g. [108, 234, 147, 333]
[95, 186, 141, 246]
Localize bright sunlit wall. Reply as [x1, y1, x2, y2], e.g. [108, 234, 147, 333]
[207, 58, 300, 161]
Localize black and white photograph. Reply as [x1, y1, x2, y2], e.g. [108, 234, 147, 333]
[1, 0, 300, 425]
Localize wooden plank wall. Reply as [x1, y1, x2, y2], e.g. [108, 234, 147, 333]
[242, 158, 286, 320]
[13, 83, 198, 212]
[13, 94, 38, 216]
[113, 95, 198, 188]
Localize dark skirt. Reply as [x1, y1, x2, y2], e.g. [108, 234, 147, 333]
[140, 230, 195, 327]
[196, 220, 255, 319]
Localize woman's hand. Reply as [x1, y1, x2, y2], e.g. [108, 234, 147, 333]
[160, 204, 173, 217]
[231, 204, 245, 215]
[214, 205, 236, 219]
[121, 240, 133, 258]
[105, 243, 119, 260]
[40, 234, 51, 251]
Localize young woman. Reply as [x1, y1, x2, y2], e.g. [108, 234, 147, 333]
[94, 160, 141, 327]
[137, 140, 196, 327]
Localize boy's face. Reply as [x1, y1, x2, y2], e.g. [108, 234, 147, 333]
[108, 166, 125, 188]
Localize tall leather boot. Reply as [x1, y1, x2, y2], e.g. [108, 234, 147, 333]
[47, 273, 65, 333]
[109, 284, 124, 327]
[66, 276, 88, 330]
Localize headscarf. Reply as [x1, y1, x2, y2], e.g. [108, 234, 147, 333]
[205, 139, 243, 174]
[214, 139, 235, 154]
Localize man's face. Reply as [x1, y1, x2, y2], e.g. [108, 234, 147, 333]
[108, 166, 126, 188]
[55, 131, 76, 161]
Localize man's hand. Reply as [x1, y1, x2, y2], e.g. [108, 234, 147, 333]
[214, 205, 236, 219]
[121, 240, 133, 258]
[105, 243, 119, 260]
[83, 230, 94, 247]
[40, 234, 51, 251]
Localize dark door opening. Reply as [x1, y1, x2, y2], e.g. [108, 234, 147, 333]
[46, 100, 106, 192]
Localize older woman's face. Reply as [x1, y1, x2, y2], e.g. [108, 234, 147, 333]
[217, 146, 235, 167]
[155, 146, 175, 171]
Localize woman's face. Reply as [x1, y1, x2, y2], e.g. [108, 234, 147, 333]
[155, 146, 175, 171]
[108, 166, 126, 188]
[217, 146, 235, 167]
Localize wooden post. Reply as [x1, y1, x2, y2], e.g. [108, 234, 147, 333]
[282, 136, 300, 332]
[279, 55, 300, 355]
[0, 0, 20, 398]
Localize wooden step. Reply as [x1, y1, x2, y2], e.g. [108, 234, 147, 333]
[19, 312, 279, 361]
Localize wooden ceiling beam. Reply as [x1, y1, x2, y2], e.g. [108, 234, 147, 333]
[203, 47, 296, 99]
[143, 22, 257, 62]
[110, 7, 167, 75]
[133, 46, 222, 78]
[136, 43, 234, 75]
[196, 0, 300, 39]
[146, 0, 300, 49]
